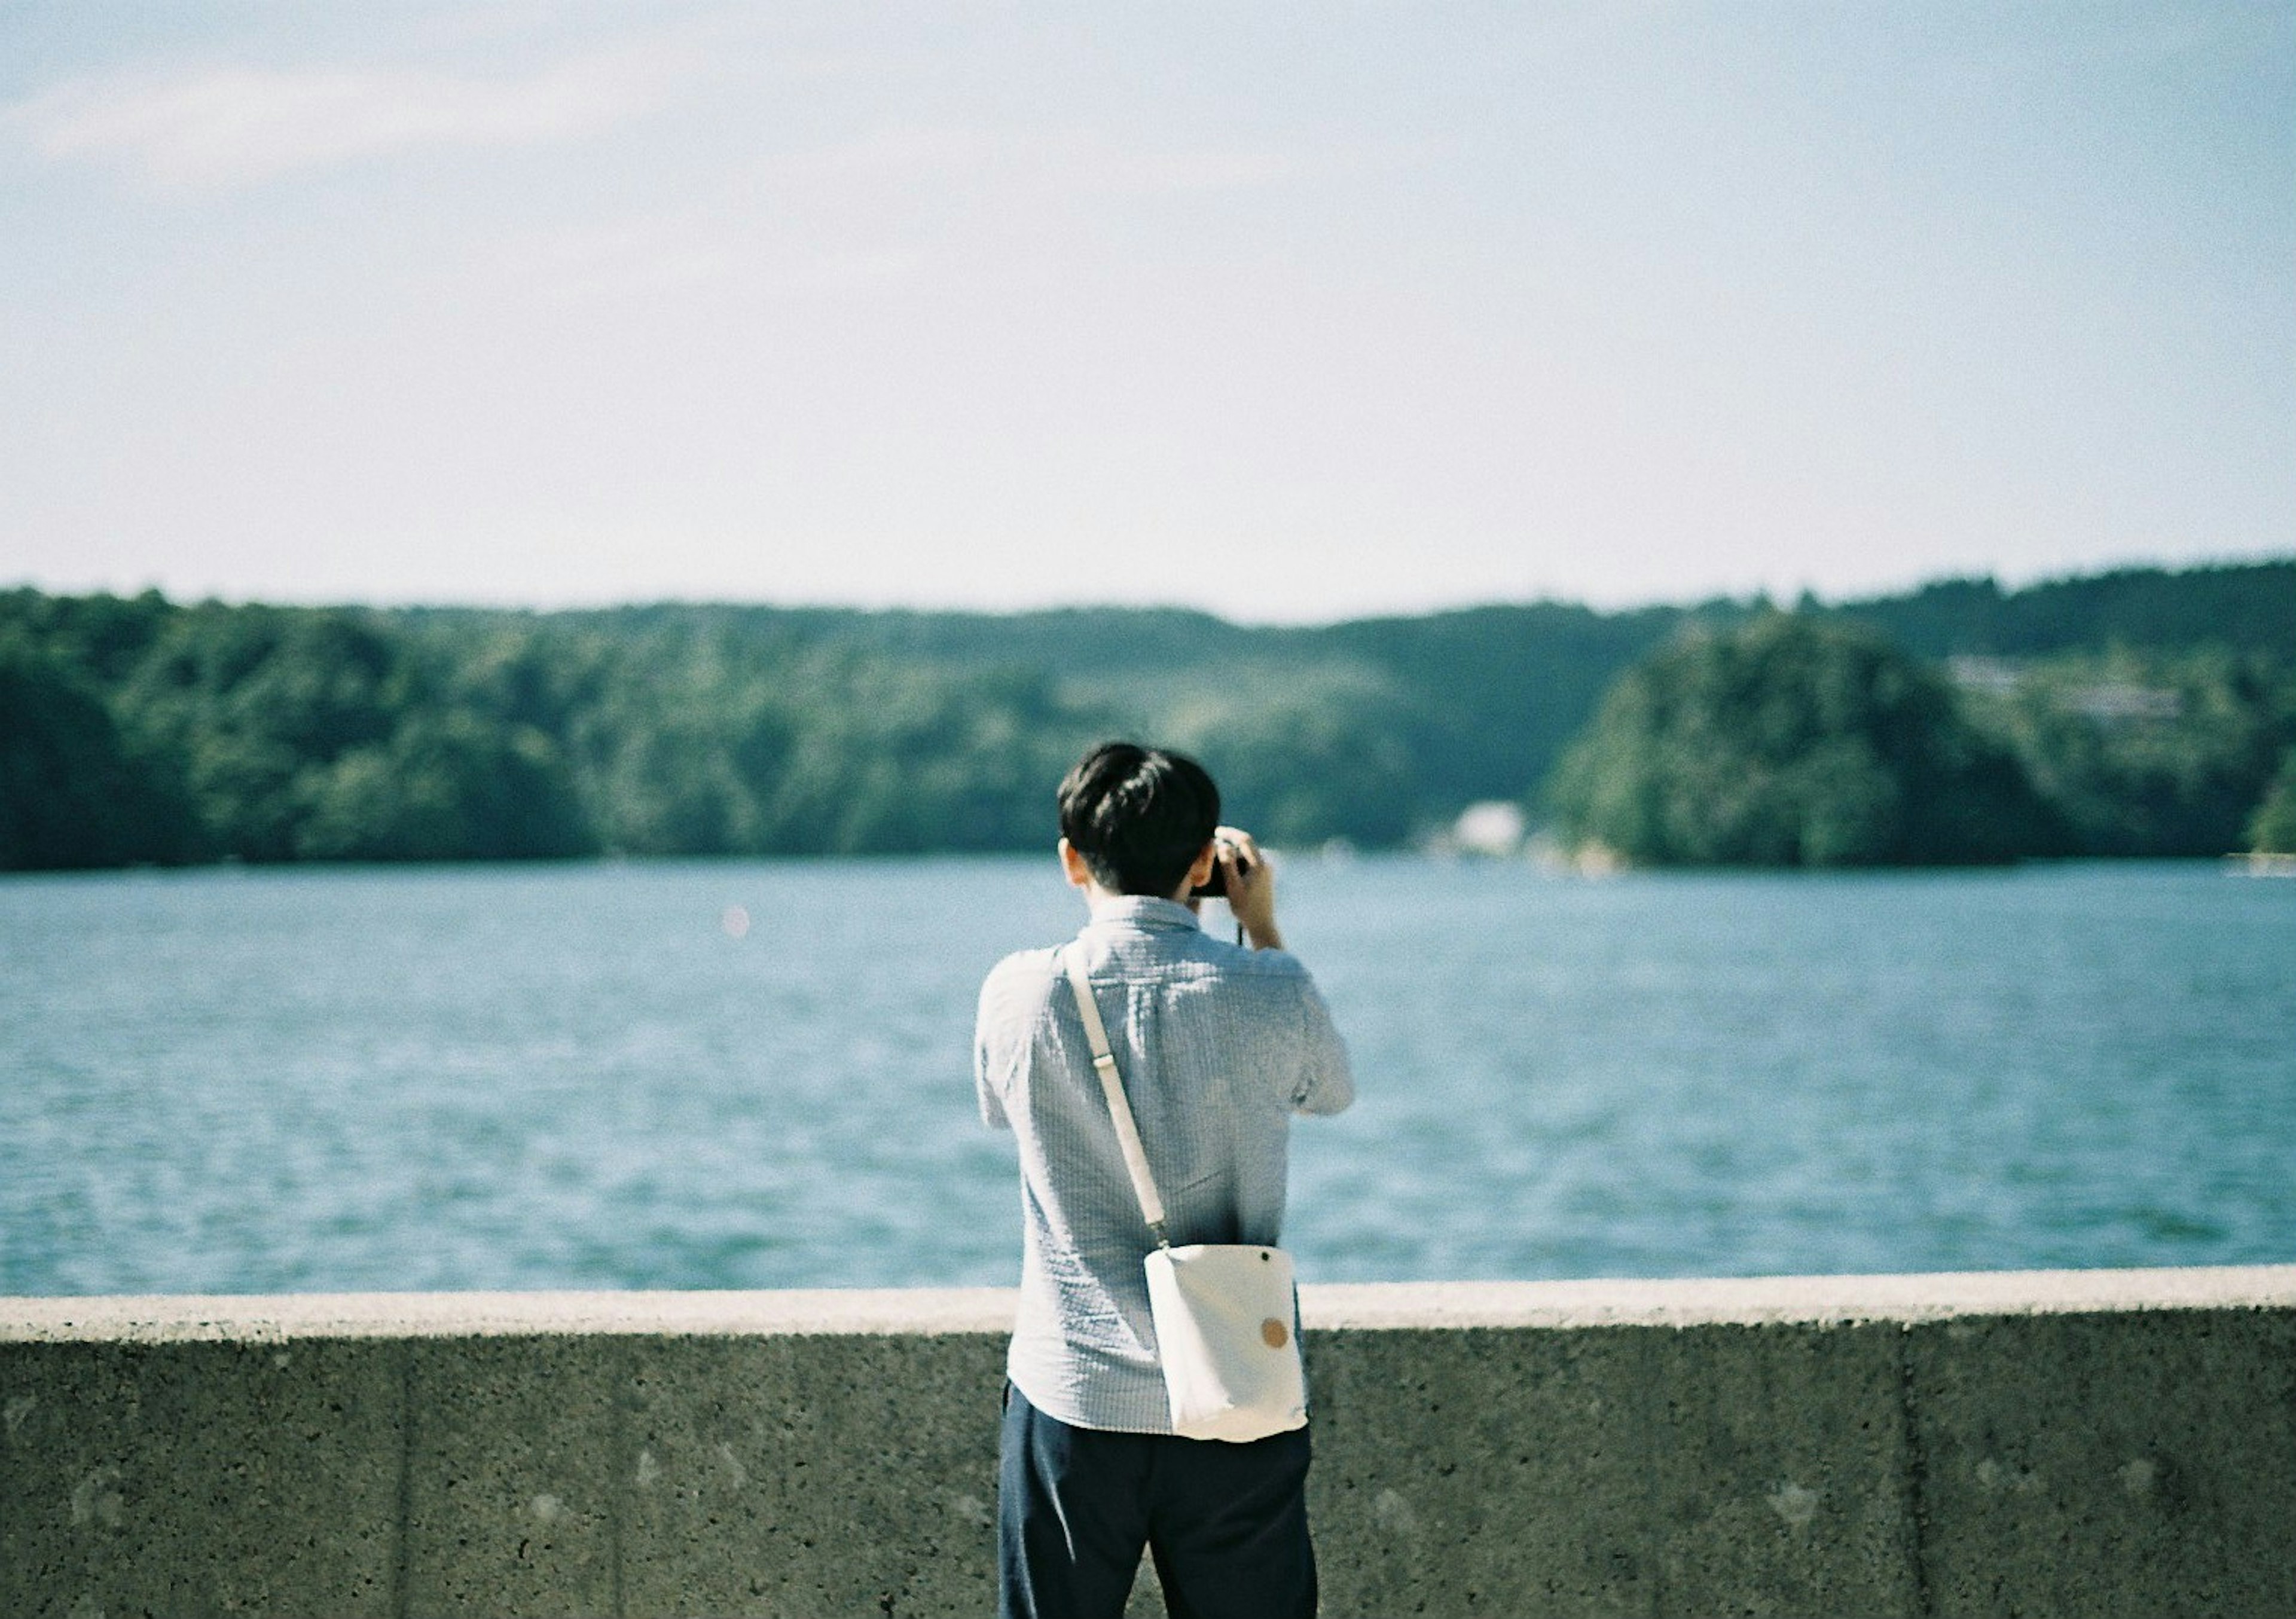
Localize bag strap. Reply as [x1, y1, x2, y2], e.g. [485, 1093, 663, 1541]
[1060, 947, 1171, 1249]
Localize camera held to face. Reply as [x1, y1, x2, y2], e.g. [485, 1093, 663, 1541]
[1190, 838, 1250, 901]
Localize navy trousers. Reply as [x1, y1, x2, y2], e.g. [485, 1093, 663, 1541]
[997, 1383, 1317, 1619]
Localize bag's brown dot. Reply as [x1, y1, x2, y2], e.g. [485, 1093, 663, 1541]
[1261, 1318, 1289, 1349]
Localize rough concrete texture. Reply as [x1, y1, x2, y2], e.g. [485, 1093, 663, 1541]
[1305, 1320, 1921, 1617]
[4, 1267, 2293, 1618]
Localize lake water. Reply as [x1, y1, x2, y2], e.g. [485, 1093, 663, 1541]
[2, 857, 2291, 1297]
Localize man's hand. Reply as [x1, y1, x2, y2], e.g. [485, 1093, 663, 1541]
[1214, 825, 1284, 951]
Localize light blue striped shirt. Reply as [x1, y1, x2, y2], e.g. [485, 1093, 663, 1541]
[975, 895, 1354, 1432]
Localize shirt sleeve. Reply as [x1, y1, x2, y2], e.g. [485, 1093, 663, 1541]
[1290, 975, 1355, 1116]
[975, 953, 1036, 1130]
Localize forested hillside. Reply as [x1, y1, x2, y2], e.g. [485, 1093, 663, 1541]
[2, 559, 2291, 869]
[1546, 615, 2060, 867]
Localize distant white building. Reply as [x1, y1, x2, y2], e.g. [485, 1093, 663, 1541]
[1947, 655, 2025, 697]
[1450, 801, 1527, 857]
[2062, 682, 2182, 722]
[1947, 655, 2182, 723]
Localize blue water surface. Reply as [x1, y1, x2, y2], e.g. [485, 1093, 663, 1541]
[2, 857, 2289, 1294]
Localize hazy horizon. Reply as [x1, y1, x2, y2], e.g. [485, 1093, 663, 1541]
[11, 548, 2291, 634]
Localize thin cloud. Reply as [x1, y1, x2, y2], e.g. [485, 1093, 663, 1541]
[11, 45, 694, 188]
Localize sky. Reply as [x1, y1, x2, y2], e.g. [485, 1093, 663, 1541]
[2, 2, 2290, 624]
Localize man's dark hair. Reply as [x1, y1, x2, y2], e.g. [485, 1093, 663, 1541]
[1058, 741, 1222, 897]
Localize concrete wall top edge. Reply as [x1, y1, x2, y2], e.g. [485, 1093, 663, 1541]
[1303, 1264, 2296, 1328]
[0, 1286, 1021, 1343]
[5, 1265, 2292, 1343]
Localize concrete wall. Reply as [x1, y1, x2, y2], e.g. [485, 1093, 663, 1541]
[4, 1267, 2293, 1618]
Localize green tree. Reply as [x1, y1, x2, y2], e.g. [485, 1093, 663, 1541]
[0, 634, 197, 869]
[2251, 750, 2296, 855]
[1547, 613, 2058, 867]
[114, 604, 411, 860]
[1162, 668, 1430, 847]
[295, 714, 591, 861]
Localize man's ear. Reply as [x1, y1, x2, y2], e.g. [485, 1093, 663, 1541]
[1181, 839, 1219, 896]
[1058, 838, 1095, 890]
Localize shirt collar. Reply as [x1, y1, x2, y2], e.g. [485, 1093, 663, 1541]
[1084, 894, 1202, 933]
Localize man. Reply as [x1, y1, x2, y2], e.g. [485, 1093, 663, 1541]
[975, 741, 1355, 1619]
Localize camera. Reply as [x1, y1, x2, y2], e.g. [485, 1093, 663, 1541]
[1189, 839, 1251, 901]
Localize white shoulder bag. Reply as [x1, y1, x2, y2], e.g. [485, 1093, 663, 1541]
[1062, 948, 1309, 1443]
